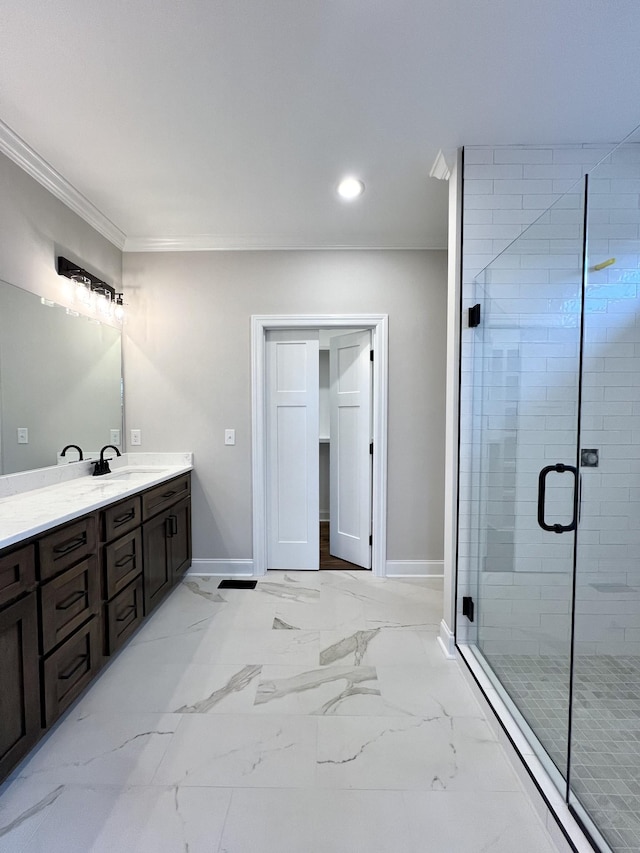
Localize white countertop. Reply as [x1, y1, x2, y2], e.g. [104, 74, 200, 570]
[0, 453, 193, 551]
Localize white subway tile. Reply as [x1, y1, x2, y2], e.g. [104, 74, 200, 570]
[494, 148, 553, 164]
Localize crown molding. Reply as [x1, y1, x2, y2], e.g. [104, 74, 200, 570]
[0, 119, 126, 250]
[124, 236, 447, 252]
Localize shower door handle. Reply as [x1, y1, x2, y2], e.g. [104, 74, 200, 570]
[537, 463, 578, 533]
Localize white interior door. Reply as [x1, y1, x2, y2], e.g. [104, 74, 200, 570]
[329, 330, 372, 568]
[266, 330, 319, 570]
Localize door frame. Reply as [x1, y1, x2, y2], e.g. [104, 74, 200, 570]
[251, 314, 389, 578]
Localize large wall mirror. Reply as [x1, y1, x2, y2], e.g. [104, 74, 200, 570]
[0, 278, 123, 475]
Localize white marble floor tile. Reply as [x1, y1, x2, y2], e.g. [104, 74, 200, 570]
[16, 713, 180, 788]
[319, 627, 431, 666]
[218, 788, 319, 853]
[208, 627, 321, 666]
[375, 664, 485, 719]
[272, 587, 368, 632]
[316, 715, 521, 791]
[219, 788, 418, 853]
[153, 714, 318, 788]
[253, 665, 393, 716]
[0, 779, 65, 853]
[73, 661, 263, 716]
[0, 571, 563, 853]
[402, 790, 560, 853]
[17, 785, 232, 853]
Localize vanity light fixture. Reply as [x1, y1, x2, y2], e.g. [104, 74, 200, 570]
[337, 176, 365, 200]
[56, 256, 124, 321]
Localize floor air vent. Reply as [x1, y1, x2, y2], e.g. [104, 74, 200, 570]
[218, 579, 258, 589]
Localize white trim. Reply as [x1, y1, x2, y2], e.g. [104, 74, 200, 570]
[252, 314, 388, 578]
[443, 150, 463, 639]
[385, 560, 444, 577]
[319, 511, 330, 522]
[437, 619, 456, 659]
[124, 237, 447, 252]
[188, 559, 254, 577]
[0, 119, 126, 250]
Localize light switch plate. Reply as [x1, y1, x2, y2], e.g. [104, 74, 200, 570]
[130, 429, 142, 446]
[17, 427, 28, 444]
[225, 429, 236, 446]
[110, 429, 121, 446]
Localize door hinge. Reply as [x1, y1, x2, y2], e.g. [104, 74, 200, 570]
[468, 304, 481, 328]
[370, 350, 374, 361]
[462, 596, 475, 623]
[369, 441, 373, 455]
[369, 533, 373, 546]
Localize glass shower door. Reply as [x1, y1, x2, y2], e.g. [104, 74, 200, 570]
[470, 183, 586, 780]
[569, 131, 640, 852]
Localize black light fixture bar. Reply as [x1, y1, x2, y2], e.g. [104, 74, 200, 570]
[56, 256, 116, 301]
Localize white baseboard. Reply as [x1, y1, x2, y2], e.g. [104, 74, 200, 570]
[437, 619, 456, 659]
[188, 559, 255, 577]
[319, 511, 330, 522]
[385, 560, 444, 577]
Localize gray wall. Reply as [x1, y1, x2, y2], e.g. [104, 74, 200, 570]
[123, 249, 448, 564]
[0, 152, 122, 301]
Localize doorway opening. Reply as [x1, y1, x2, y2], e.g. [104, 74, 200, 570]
[251, 314, 388, 578]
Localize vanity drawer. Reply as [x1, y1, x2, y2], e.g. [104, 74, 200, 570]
[42, 615, 102, 727]
[105, 576, 144, 655]
[39, 514, 97, 581]
[102, 495, 142, 543]
[103, 529, 143, 600]
[40, 556, 100, 654]
[0, 544, 36, 609]
[142, 474, 191, 520]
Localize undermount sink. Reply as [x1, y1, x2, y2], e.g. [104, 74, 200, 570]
[104, 468, 168, 480]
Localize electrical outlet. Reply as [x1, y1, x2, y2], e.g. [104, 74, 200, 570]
[225, 428, 236, 446]
[130, 429, 142, 446]
[17, 427, 28, 444]
[110, 429, 121, 446]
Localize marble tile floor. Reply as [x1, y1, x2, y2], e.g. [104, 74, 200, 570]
[0, 571, 563, 853]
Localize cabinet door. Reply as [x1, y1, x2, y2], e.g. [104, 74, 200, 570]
[142, 512, 171, 615]
[0, 594, 40, 781]
[168, 497, 192, 582]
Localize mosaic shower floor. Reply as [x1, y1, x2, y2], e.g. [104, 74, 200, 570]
[488, 653, 640, 852]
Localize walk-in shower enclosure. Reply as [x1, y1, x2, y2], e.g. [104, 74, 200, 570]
[457, 127, 640, 853]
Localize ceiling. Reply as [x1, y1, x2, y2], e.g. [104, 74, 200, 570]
[1, 0, 639, 252]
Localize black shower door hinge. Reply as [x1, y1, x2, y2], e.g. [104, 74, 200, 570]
[462, 596, 475, 622]
[468, 304, 481, 328]
[369, 533, 373, 546]
[370, 441, 373, 455]
[370, 350, 374, 361]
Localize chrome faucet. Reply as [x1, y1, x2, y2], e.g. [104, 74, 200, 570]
[61, 444, 84, 461]
[92, 444, 122, 476]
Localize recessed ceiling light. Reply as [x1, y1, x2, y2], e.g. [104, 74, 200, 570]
[337, 177, 365, 200]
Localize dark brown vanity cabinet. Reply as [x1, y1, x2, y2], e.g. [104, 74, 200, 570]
[0, 469, 192, 783]
[142, 479, 192, 614]
[0, 546, 40, 782]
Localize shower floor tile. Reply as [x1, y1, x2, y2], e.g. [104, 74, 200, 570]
[488, 652, 640, 852]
